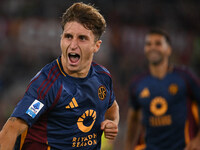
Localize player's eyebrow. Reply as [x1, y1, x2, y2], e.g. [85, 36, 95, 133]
[155, 41, 162, 45]
[63, 32, 72, 36]
[78, 34, 89, 40]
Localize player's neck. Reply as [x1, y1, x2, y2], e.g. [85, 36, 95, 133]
[61, 56, 90, 78]
[149, 60, 169, 79]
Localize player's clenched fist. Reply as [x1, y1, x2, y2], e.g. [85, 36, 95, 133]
[101, 119, 118, 140]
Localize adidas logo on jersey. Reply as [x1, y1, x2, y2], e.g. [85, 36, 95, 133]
[66, 97, 78, 109]
[140, 87, 150, 98]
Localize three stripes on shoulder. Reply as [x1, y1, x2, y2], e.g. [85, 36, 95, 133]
[66, 97, 78, 109]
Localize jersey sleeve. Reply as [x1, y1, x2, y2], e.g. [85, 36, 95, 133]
[107, 80, 116, 109]
[11, 71, 57, 127]
[129, 80, 141, 110]
[180, 68, 200, 103]
[178, 67, 200, 127]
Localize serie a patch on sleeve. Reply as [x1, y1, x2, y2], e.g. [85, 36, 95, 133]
[26, 99, 44, 118]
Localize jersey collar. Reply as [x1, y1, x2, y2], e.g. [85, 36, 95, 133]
[56, 56, 93, 81]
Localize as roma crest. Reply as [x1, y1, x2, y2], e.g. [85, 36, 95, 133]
[168, 84, 178, 95]
[98, 85, 107, 100]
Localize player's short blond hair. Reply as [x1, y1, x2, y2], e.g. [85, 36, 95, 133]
[61, 2, 106, 41]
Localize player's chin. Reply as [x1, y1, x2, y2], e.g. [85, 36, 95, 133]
[147, 56, 163, 65]
[65, 63, 79, 72]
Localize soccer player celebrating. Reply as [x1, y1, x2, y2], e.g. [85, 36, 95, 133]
[0, 2, 119, 150]
[124, 29, 200, 150]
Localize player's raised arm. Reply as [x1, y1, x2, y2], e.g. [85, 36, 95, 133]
[0, 117, 28, 150]
[101, 100, 119, 140]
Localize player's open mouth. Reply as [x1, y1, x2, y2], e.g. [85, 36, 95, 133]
[68, 53, 80, 64]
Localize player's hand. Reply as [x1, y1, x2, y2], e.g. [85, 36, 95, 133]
[101, 119, 118, 140]
[184, 132, 200, 150]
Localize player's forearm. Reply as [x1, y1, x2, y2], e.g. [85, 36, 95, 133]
[0, 121, 18, 149]
[0, 117, 28, 150]
[124, 121, 141, 150]
[105, 100, 119, 124]
[124, 109, 142, 150]
[0, 130, 17, 150]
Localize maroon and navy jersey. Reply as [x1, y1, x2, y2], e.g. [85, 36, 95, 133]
[129, 66, 200, 150]
[12, 56, 115, 150]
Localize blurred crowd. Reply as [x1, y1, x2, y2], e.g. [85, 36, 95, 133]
[0, 0, 200, 149]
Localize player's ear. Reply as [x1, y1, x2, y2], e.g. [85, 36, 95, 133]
[94, 40, 102, 53]
[167, 45, 172, 56]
